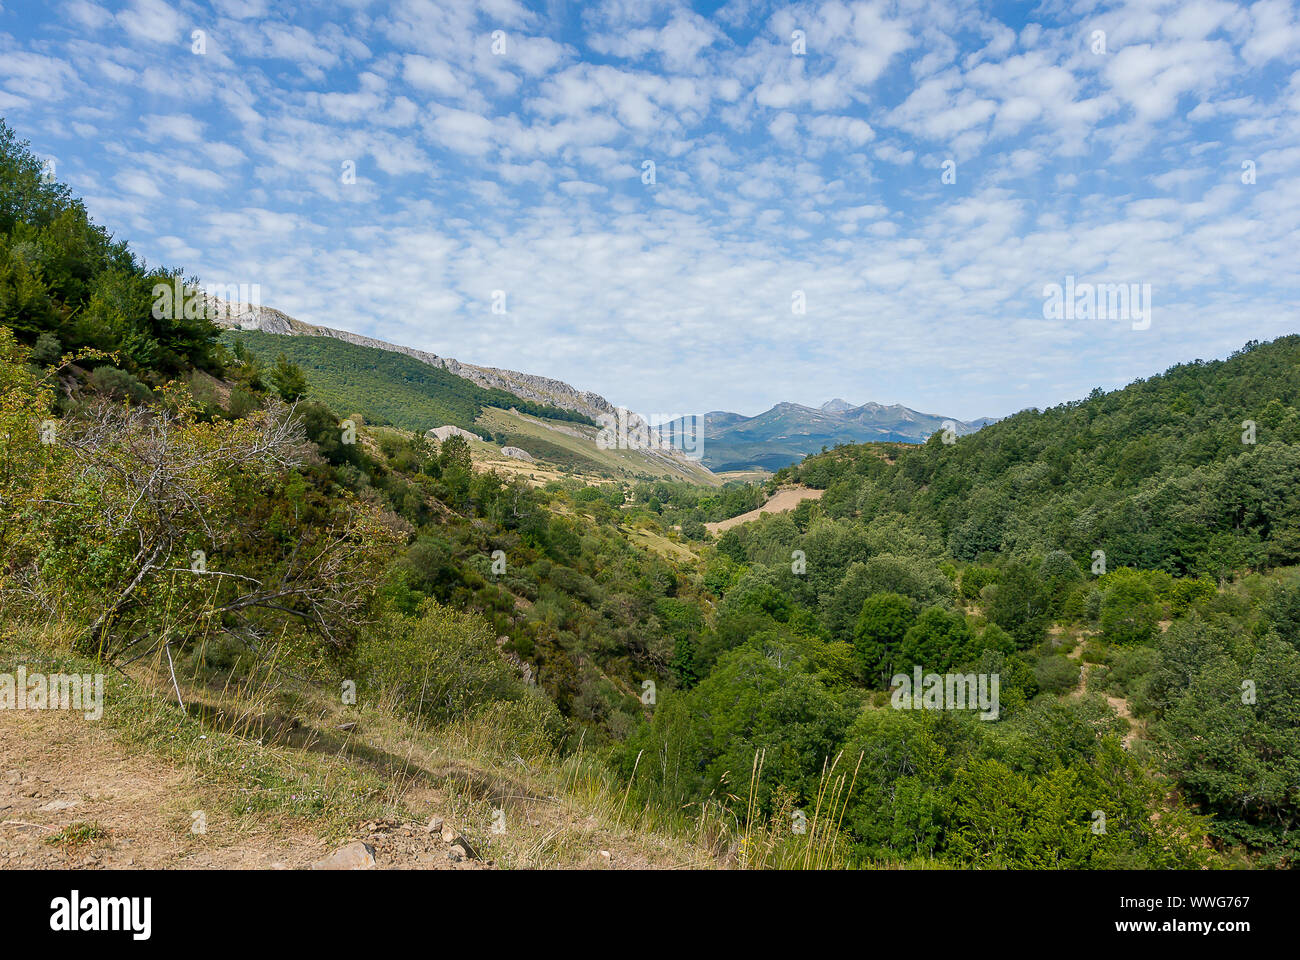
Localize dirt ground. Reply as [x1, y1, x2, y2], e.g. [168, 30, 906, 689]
[1066, 640, 1139, 749]
[0, 708, 487, 870]
[706, 486, 824, 534]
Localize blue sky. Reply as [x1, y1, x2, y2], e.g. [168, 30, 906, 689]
[2, 0, 1298, 420]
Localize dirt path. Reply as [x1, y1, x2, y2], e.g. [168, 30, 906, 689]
[1066, 641, 1138, 748]
[0, 709, 486, 870]
[706, 486, 824, 534]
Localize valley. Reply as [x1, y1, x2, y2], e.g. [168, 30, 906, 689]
[2, 7, 1298, 886]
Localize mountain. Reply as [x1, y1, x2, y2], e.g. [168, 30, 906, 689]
[211, 300, 994, 477]
[209, 298, 620, 424]
[663, 399, 994, 472]
[221, 322, 719, 486]
[820, 398, 857, 414]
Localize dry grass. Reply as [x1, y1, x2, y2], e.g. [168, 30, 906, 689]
[1, 617, 723, 869]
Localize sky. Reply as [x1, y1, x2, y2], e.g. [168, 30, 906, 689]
[1, 0, 1298, 421]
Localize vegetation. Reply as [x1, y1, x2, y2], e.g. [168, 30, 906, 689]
[225, 330, 595, 435]
[0, 118, 221, 382]
[2, 117, 1296, 869]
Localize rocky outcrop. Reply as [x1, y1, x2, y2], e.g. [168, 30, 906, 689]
[499, 446, 535, 462]
[425, 425, 478, 443]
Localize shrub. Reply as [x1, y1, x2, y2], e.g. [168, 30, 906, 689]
[356, 599, 523, 723]
[1100, 573, 1160, 645]
[87, 365, 150, 403]
[1033, 654, 1080, 694]
[470, 691, 567, 758]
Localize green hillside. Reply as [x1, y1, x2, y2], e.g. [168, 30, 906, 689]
[5, 111, 1298, 870]
[781, 336, 1300, 578]
[224, 329, 594, 435]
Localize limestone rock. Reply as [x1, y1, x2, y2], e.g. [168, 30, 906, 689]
[440, 824, 478, 859]
[425, 425, 478, 443]
[311, 840, 377, 870]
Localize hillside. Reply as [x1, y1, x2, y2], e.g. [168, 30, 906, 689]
[211, 298, 679, 443]
[781, 336, 1300, 577]
[226, 330, 719, 486]
[621, 334, 1300, 867]
[225, 329, 592, 433]
[2, 114, 1298, 873]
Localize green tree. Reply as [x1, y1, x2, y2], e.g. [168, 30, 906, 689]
[269, 352, 308, 401]
[1099, 572, 1160, 645]
[898, 606, 974, 672]
[853, 592, 915, 686]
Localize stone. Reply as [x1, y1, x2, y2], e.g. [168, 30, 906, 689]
[311, 840, 377, 870]
[440, 824, 478, 859]
[426, 816, 444, 835]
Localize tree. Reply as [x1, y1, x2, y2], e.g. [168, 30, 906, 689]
[853, 592, 915, 686]
[438, 433, 472, 472]
[269, 352, 308, 402]
[1099, 572, 1160, 645]
[988, 562, 1048, 647]
[1264, 576, 1300, 649]
[1157, 637, 1300, 864]
[898, 606, 974, 672]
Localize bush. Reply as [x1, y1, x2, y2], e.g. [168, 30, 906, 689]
[470, 692, 567, 758]
[1033, 654, 1080, 694]
[1099, 573, 1160, 645]
[1102, 645, 1160, 706]
[87, 365, 150, 403]
[355, 599, 523, 723]
[960, 565, 999, 601]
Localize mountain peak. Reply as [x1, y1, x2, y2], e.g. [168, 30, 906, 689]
[821, 398, 857, 414]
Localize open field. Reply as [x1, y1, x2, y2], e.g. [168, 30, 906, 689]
[705, 485, 825, 534]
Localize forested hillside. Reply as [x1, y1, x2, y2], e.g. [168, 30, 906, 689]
[612, 336, 1300, 866]
[782, 338, 1300, 576]
[226, 329, 594, 435]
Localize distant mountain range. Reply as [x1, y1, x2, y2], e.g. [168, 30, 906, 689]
[210, 297, 993, 477]
[662, 400, 997, 472]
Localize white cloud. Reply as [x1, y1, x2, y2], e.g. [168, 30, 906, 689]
[116, 0, 184, 44]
